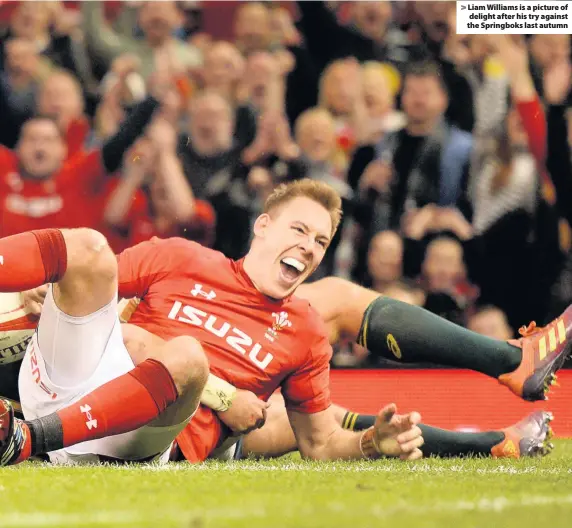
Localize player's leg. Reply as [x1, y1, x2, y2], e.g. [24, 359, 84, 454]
[0, 228, 206, 465]
[336, 406, 554, 458]
[298, 277, 571, 401]
[239, 394, 553, 460]
[121, 323, 208, 429]
[9, 332, 207, 465]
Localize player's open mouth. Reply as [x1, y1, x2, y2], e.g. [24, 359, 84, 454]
[280, 257, 306, 283]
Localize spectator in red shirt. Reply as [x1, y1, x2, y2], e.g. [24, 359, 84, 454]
[0, 83, 167, 237]
[102, 118, 214, 253]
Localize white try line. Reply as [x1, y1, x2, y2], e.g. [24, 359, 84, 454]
[9, 461, 572, 474]
[5, 494, 572, 527]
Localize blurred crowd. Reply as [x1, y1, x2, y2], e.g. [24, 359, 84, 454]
[1, 1, 571, 367]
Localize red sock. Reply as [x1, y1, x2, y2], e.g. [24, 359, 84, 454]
[0, 230, 67, 291]
[56, 359, 178, 448]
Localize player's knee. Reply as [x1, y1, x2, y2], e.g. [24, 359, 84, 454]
[63, 229, 116, 283]
[316, 276, 354, 310]
[159, 336, 209, 396]
[317, 277, 352, 299]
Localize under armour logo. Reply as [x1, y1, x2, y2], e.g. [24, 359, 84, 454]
[80, 404, 98, 430]
[0, 256, 3, 265]
[190, 284, 216, 300]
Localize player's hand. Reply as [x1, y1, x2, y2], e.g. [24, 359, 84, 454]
[359, 160, 393, 194]
[372, 403, 423, 460]
[270, 7, 302, 47]
[489, 35, 529, 77]
[242, 113, 275, 164]
[273, 113, 299, 160]
[434, 207, 473, 241]
[401, 204, 437, 240]
[20, 285, 48, 317]
[442, 8, 471, 67]
[111, 53, 142, 79]
[247, 167, 272, 191]
[217, 390, 270, 435]
[147, 117, 178, 152]
[125, 138, 156, 177]
[51, 6, 82, 37]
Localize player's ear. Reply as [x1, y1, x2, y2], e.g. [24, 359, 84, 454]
[253, 213, 271, 238]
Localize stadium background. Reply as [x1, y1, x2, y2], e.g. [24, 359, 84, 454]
[1, 1, 571, 435]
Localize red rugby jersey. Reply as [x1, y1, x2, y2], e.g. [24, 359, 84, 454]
[117, 237, 332, 461]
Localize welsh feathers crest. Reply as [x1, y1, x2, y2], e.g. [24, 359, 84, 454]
[264, 311, 292, 342]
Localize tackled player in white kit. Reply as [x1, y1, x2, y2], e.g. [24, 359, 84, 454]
[0, 228, 208, 464]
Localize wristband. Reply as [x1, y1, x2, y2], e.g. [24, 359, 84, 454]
[119, 297, 140, 323]
[201, 373, 237, 412]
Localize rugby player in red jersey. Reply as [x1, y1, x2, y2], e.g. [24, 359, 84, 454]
[117, 297, 555, 461]
[0, 179, 425, 465]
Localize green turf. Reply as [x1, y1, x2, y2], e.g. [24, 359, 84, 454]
[3, 441, 572, 528]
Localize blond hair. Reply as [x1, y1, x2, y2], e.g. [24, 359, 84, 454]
[264, 179, 343, 236]
[362, 61, 401, 96]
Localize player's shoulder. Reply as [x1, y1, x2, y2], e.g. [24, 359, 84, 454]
[289, 295, 329, 340]
[120, 237, 226, 267]
[146, 237, 227, 263]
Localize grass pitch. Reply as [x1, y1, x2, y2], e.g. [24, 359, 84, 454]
[3, 441, 572, 528]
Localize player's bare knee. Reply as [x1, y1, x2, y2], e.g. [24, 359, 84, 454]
[63, 228, 117, 280]
[62, 229, 116, 283]
[53, 229, 117, 316]
[158, 336, 209, 396]
[318, 276, 347, 296]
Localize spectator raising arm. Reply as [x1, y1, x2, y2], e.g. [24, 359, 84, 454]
[103, 140, 155, 228]
[99, 68, 174, 175]
[100, 95, 160, 174]
[148, 119, 196, 224]
[81, 1, 201, 79]
[491, 35, 553, 202]
[81, 1, 138, 70]
[95, 54, 143, 140]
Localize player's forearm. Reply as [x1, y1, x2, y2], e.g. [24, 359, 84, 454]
[306, 427, 363, 460]
[508, 69, 537, 102]
[101, 97, 160, 173]
[300, 426, 379, 461]
[81, 1, 126, 65]
[157, 151, 196, 222]
[103, 172, 144, 225]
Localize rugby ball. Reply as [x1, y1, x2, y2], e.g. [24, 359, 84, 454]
[0, 292, 37, 365]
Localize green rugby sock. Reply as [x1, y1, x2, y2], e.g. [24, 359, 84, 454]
[341, 412, 504, 457]
[418, 424, 504, 458]
[357, 297, 522, 378]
